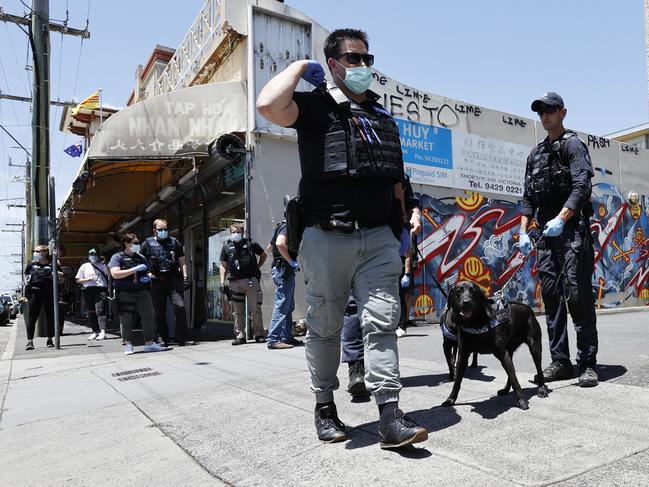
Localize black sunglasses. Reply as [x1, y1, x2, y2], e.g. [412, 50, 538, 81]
[336, 51, 374, 66]
[536, 106, 560, 116]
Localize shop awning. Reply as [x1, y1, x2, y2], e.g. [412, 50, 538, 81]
[57, 81, 247, 257]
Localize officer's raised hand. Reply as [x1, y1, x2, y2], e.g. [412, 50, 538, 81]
[300, 60, 325, 87]
[543, 217, 565, 237]
[133, 263, 148, 273]
[519, 232, 532, 255]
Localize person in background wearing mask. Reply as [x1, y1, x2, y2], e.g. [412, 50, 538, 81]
[219, 224, 267, 345]
[108, 233, 165, 355]
[23, 245, 62, 350]
[256, 28, 427, 448]
[265, 213, 302, 350]
[140, 219, 191, 346]
[75, 248, 110, 341]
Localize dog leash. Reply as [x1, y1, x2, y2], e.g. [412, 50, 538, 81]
[413, 244, 448, 299]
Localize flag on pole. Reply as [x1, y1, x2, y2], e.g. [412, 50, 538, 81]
[64, 142, 83, 157]
[71, 91, 100, 116]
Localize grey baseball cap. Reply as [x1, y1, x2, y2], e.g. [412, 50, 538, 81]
[531, 92, 564, 112]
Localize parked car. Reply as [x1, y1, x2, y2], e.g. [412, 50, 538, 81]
[0, 301, 8, 326]
[1, 294, 17, 320]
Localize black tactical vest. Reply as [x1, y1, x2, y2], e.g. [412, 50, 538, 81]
[526, 131, 579, 208]
[143, 236, 180, 275]
[270, 222, 296, 267]
[321, 96, 403, 182]
[113, 251, 149, 289]
[226, 239, 258, 279]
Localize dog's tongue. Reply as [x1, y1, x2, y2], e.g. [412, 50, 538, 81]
[460, 310, 473, 318]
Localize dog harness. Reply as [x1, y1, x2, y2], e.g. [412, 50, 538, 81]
[459, 299, 510, 335]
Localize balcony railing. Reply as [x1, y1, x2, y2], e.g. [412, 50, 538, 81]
[153, 0, 223, 95]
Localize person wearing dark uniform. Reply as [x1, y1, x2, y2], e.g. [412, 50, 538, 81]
[140, 219, 190, 346]
[266, 219, 302, 349]
[108, 233, 165, 355]
[23, 245, 58, 350]
[219, 224, 267, 346]
[257, 28, 427, 449]
[519, 92, 598, 388]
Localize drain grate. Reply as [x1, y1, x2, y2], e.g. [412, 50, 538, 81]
[111, 367, 161, 381]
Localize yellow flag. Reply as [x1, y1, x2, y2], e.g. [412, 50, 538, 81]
[71, 91, 100, 116]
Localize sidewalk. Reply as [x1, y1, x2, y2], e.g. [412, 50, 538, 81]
[1, 311, 648, 486]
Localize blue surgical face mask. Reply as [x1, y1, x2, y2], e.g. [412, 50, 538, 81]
[33, 252, 42, 261]
[335, 59, 372, 94]
[157, 230, 168, 239]
[89, 255, 99, 263]
[130, 244, 141, 253]
[231, 233, 243, 243]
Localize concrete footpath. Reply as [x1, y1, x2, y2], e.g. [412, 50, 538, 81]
[0, 309, 648, 487]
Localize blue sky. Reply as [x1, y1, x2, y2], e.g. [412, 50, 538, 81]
[0, 0, 646, 288]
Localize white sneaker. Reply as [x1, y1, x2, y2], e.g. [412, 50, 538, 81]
[143, 342, 165, 353]
[96, 331, 106, 340]
[395, 327, 407, 338]
[87, 332, 98, 341]
[124, 344, 134, 355]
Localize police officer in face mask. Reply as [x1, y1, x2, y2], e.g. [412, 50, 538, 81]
[520, 92, 598, 388]
[23, 245, 62, 350]
[219, 224, 267, 345]
[257, 28, 427, 448]
[140, 219, 191, 346]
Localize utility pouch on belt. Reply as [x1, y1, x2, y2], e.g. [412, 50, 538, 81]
[285, 196, 304, 255]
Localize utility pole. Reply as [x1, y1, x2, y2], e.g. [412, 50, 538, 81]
[31, 0, 50, 248]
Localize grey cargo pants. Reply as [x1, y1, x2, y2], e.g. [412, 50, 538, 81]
[299, 225, 402, 405]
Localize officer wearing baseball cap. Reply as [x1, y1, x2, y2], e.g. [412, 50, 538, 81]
[519, 92, 599, 388]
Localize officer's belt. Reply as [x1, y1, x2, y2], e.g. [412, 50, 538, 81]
[311, 219, 384, 234]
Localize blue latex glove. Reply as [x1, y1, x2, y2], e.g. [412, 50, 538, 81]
[133, 263, 148, 273]
[301, 60, 325, 87]
[139, 276, 151, 284]
[288, 260, 299, 271]
[519, 232, 532, 255]
[543, 217, 565, 237]
[399, 228, 410, 256]
[400, 274, 411, 288]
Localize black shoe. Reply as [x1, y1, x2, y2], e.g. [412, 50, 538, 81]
[254, 336, 266, 343]
[314, 404, 347, 443]
[347, 361, 367, 396]
[231, 337, 247, 346]
[541, 360, 574, 382]
[284, 337, 304, 346]
[578, 366, 599, 387]
[379, 409, 428, 449]
[25, 340, 34, 351]
[46, 339, 54, 348]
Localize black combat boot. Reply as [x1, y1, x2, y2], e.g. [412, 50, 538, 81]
[314, 403, 347, 443]
[541, 360, 574, 382]
[577, 366, 599, 387]
[347, 361, 367, 397]
[378, 408, 428, 449]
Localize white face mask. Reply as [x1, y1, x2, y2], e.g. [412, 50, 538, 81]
[231, 233, 243, 243]
[33, 252, 43, 261]
[130, 244, 141, 253]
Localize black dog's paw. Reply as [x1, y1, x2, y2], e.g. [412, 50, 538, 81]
[537, 385, 549, 398]
[517, 398, 529, 410]
[441, 398, 455, 407]
[497, 388, 509, 396]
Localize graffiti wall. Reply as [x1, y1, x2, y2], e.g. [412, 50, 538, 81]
[411, 185, 649, 320]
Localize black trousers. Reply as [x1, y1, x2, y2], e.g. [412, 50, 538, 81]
[26, 289, 55, 340]
[151, 275, 188, 342]
[537, 219, 598, 367]
[82, 286, 108, 333]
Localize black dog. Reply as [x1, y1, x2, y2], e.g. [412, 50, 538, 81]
[440, 310, 478, 381]
[441, 281, 548, 410]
